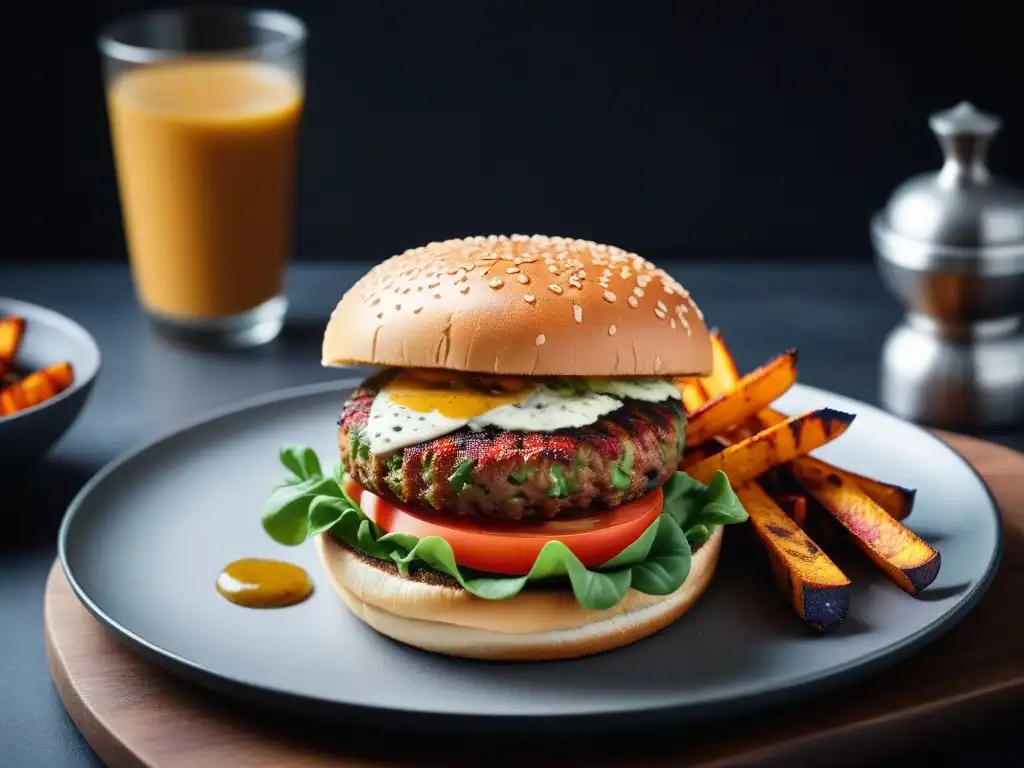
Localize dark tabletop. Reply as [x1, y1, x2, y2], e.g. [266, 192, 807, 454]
[1, 260, 1022, 768]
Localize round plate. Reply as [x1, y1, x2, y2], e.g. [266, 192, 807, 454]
[58, 381, 1002, 737]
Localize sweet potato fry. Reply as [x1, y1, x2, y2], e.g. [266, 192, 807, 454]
[699, 329, 742, 400]
[737, 482, 850, 630]
[682, 439, 722, 468]
[0, 316, 25, 378]
[756, 409, 917, 520]
[789, 460, 940, 595]
[0, 315, 25, 362]
[774, 493, 808, 528]
[702, 331, 920, 522]
[830, 467, 916, 521]
[0, 361, 74, 417]
[686, 407, 855, 487]
[685, 349, 798, 447]
[677, 378, 708, 415]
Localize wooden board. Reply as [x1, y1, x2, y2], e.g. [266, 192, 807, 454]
[44, 431, 1024, 768]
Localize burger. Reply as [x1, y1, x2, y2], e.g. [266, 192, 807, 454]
[261, 234, 748, 660]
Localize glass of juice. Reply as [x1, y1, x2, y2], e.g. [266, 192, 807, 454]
[98, 8, 306, 349]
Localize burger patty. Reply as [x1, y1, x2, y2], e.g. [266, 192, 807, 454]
[338, 384, 687, 520]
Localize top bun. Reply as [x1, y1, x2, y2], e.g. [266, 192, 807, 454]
[322, 234, 711, 376]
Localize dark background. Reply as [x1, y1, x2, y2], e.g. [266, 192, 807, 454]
[6, 0, 1024, 263]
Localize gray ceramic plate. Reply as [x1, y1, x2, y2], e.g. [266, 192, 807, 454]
[58, 381, 1002, 737]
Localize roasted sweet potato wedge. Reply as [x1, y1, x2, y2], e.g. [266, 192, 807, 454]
[699, 329, 742, 400]
[738, 482, 850, 630]
[0, 315, 25, 362]
[833, 467, 916, 521]
[0, 361, 74, 417]
[677, 378, 708, 415]
[774, 493, 808, 528]
[685, 349, 798, 447]
[0, 315, 25, 378]
[686, 407, 855, 487]
[700, 332, 920, 522]
[789, 460, 940, 595]
[755, 409, 917, 520]
[681, 439, 722, 468]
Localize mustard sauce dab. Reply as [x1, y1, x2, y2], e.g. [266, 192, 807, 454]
[216, 558, 314, 608]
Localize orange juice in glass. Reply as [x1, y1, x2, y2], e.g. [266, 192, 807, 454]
[99, 9, 306, 348]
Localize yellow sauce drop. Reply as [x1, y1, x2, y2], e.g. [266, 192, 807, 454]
[216, 558, 314, 608]
[382, 369, 531, 419]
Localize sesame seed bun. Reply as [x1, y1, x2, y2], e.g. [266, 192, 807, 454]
[314, 524, 723, 661]
[322, 234, 712, 377]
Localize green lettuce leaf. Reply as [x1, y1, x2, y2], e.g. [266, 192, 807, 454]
[261, 446, 747, 611]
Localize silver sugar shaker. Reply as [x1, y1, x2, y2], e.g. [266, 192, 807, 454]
[871, 101, 1024, 429]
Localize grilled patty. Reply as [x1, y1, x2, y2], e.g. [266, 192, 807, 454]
[338, 382, 686, 520]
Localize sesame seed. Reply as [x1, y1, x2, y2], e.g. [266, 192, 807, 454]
[428, 281, 440, 289]
[654, 356, 662, 372]
[517, 273, 530, 284]
[573, 304, 583, 323]
[506, 266, 520, 274]
[433, 293, 441, 299]
[627, 296, 639, 308]
[608, 324, 617, 336]
[376, 312, 383, 319]
[548, 284, 563, 294]
[655, 308, 666, 319]
[604, 291, 616, 303]
[620, 267, 632, 279]
[395, 304, 402, 310]
[637, 275, 651, 287]
[634, 287, 644, 298]
[524, 293, 536, 303]
[370, 297, 380, 306]
[657, 299, 667, 311]
[548, 265, 559, 274]
[414, 307, 423, 314]
[460, 286, 470, 294]
[490, 278, 504, 289]
[670, 318, 676, 329]
[535, 334, 546, 346]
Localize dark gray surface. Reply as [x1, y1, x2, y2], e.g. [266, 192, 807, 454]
[1, 261, 1021, 767]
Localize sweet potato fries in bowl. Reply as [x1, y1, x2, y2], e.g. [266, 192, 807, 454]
[676, 331, 939, 631]
[0, 299, 100, 468]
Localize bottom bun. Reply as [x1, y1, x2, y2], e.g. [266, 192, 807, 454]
[315, 524, 723, 661]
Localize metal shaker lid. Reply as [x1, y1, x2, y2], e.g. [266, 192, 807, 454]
[871, 102, 1024, 274]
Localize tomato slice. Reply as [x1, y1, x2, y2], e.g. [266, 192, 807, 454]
[342, 476, 664, 576]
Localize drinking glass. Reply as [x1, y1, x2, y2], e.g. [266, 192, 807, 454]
[99, 8, 307, 348]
